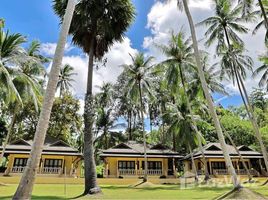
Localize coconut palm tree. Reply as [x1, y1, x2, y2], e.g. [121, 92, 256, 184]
[246, 0, 268, 44]
[200, 0, 268, 176]
[53, 0, 135, 195]
[0, 28, 27, 104]
[198, 0, 248, 52]
[13, 1, 76, 199]
[57, 64, 77, 96]
[239, 0, 268, 26]
[159, 32, 210, 180]
[0, 65, 43, 161]
[253, 53, 268, 91]
[190, 54, 228, 97]
[175, 0, 240, 188]
[122, 52, 154, 182]
[164, 93, 204, 182]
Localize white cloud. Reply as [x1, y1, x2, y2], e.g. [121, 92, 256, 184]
[46, 37, 137, 100]
[40, 42, 74, 56]
[144, 0, 267, 104]
[189, 0, 213, 10]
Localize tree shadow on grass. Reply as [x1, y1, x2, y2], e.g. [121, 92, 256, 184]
[0, 196, 66, 200]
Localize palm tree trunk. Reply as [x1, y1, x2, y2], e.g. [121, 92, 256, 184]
[178, 64, 210, 181]
[13, 1, 76, 199]
[0, 112, 17, 161]
[237, 72, 268, 174]
[83, 37, 101, 194]
[258, 0, 268, 28]
[138, 81, 148, 182]
[188, 142, 198, 182]
[223, 129, 253, 182]
[104, 126, 108, 149]
[129, 111, 132, 140]
[182, 0, 240, 188]
[224, 25, 268, 175]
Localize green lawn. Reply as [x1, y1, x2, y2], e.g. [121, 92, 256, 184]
[0, 184, 232, 200]
[1, 183, 268, 199]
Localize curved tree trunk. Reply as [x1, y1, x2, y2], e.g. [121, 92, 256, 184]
[138, 81, 148, 182]
[0, 112, 17, 161]
[237, 72, 268, 174]
[13, 1, 76, 199]
[188, 142, 198, 183]
[223, 25, 268, 175]
[83, 35, 101, 194]
[182, 0, 240, 188]
[223, 129, 253, 182]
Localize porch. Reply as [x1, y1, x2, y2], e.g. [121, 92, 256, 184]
[117, 169, 163, 176]
[4, 166, 78, 177]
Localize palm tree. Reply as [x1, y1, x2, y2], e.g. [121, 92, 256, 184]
[159, 32, 209, 180]
[122, 52, 154, 182]
[0, 28, 27, 104]
[198, 0, 248, 52]
[95, 82, 115, 149]
[200, 0, 268, 176]
[190, 54, 228, 97]
[0, 66, 43, 161]
[53, 0, 135, 195]
[164, 93, 204, 182]
[176, 0, 240, 188]
[0, 18, 4, 29]
[253, 53, 268, 91]
[13, 1, 76, 199]
[57, 64, 77, 96]
[247, 0, 268, 43]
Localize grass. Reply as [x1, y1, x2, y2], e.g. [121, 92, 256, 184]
[0, 184, 232, 200]
[0, 177, 267, 199]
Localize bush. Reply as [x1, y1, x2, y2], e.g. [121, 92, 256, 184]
[96, 164, 104, 178]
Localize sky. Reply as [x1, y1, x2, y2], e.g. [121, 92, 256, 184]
[0, 0, 266, 113]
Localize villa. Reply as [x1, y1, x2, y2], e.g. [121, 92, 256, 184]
[0, 136, 82, 177]
[100, 141, 182, 178]
[183, 143, 266, 177]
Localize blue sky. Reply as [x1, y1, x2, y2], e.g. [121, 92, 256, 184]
[1, 0, 260, 109]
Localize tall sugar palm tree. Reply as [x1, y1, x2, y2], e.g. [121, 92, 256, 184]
[53, 0, 135, 195]
[175, 0, 240, 188]
[13, 1, 76, 199]
[57, 64, 77, 96]
[253, 53, 268, 91]
[122, 52, 154, 182]
[200, 0, 268, 175]
[159, 32, 209, 180]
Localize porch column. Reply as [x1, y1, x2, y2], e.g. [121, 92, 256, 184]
[135, 160, 138, 175]
[40, 158, 44, 174]
[173, 158, 177, 178]
[209, 161, 212, 175]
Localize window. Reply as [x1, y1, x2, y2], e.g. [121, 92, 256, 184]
[44, 159, 63, 168]
[211, 162, 226, 169]
[118, 161, 135, 170]
[239, 161, 249, 169]
[142, 161, 162, 170]
[13, 158, 28, 167]
[198, 162, 202, 170]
